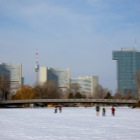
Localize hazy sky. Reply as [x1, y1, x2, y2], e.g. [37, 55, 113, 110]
[0, 0, 140, 93]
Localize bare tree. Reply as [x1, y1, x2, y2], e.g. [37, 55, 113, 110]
[93, 84, 109, 99]
[33, 85, 43, 99]
[41, 80, 61, 99]
[104, 92, 113, 99]
[0, 74, 10, 100]
[113, 93, 122, 99]
[123, 92, 132, 99]
[135, 70, 140, 99]
[70, 83, 81, 94]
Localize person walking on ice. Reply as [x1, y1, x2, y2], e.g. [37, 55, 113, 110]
[58, 105, 62, 113]
[102, 107, 106, 116]
[54, 106, 58, 113]
[111, 106, 115, 116]
[95, 105, 100, 116]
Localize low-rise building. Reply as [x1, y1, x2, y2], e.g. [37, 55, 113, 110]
[71, 76, 99, 97]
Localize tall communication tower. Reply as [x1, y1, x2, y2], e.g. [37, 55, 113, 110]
[35, 49, 39, 85]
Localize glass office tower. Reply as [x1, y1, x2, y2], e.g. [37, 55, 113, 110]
[0, 63, 22, 94]
[113, 48, 140, 98]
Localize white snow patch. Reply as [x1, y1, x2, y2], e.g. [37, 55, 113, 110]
[0, 107, 140, 140]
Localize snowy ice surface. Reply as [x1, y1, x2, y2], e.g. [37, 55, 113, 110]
[0, 107, 140, 140]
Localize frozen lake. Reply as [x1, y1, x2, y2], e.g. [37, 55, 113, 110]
[0, 107, 140, 140]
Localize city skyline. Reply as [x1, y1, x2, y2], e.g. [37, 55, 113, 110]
[0, 0, 140, 93]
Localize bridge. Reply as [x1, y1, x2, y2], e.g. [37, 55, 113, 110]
[0, 99, 138, 107]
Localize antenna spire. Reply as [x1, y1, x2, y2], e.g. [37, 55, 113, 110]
[35, 49, 39, 85]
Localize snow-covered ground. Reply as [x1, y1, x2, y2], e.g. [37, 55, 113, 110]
[0, 107, 140, 140]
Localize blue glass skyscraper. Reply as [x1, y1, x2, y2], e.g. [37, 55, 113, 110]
[113, 48, 140, 98]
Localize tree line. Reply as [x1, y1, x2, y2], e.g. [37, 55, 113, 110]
[1, 71, 140, 100]
[11, 83, 136, 100]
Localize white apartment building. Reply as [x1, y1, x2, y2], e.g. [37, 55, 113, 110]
[71, 76, 99, 97]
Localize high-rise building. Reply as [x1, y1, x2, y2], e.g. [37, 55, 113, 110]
[113, 48, 140, 98]
[71, 76, 98, 97]
[40, 67, 70, 89]
[0, 63, 23, 94]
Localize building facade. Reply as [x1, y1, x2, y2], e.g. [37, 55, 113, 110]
[71, 76, 98, 97]
[0, 63, 22, 95]
[113, 48, 140, 98]
[40, 67, 70, 89]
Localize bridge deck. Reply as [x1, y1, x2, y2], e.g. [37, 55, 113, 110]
[0, 99, 138, 105]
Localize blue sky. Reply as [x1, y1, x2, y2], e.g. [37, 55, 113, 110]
[0, 0, 140, 93]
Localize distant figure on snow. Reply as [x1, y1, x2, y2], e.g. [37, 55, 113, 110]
[96, 105, 100, 116]
[111, 106, 115, 116]
[54, 106, 58, 113]
[59, 105, 62, 113]
[102, 107, 106, 116]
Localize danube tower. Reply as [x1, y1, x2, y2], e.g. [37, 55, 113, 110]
[35, 49, 39, 85]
